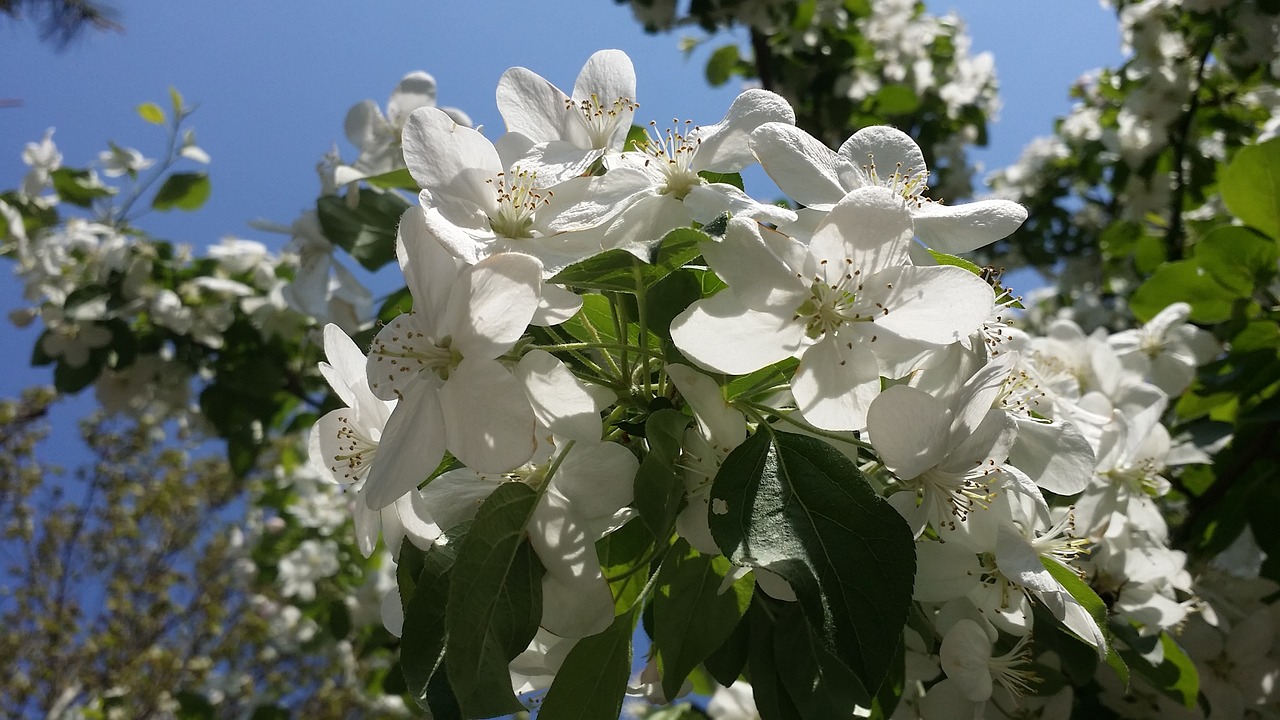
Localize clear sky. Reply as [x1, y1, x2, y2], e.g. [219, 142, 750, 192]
[0, 0, 1122, 406]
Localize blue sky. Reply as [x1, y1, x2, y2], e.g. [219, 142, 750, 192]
[0, 0, 1122, 405]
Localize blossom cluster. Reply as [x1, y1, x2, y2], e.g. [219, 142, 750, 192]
[292, 49, 1275, 718]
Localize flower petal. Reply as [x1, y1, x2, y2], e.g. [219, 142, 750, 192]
[692, 89, 796, 173]
[913, 199, 1027, 255]
[670, 289, 803, 375]
[402, 107, 500, 207]
[445, 252, 543, 360]
[867, 384, 951, 480]
[365, 382, 446, 509]
[752, 122, 854, 209]
[439, 357, 537, 473]
[496, 66, 568, 143]
[516, 349, 609, 444]
[792, 331, 881, 431]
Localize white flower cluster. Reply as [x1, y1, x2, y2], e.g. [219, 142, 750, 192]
[299, 49, 1262, 714]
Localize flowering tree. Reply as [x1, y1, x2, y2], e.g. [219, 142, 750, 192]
[3, 2, 1280, 719]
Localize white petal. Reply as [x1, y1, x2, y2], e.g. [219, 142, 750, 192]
[751, 122, 853, 209]
[572, 49, 637, 149]
[531, 282, 583, 326]
[691, 89, 796, 173]
[913, 200, 1028, 255]
[439, 357, 537, 473]
[994, 524, 1059, 595]
[530, 490, 614, 637]
[670, 290, 803, 375]
[809, 186, 913, 278]
[402, 107, 500, 207]
[549, 441, 638, 520]
[860, 265, 995, 345]
[416, 469, 503, 531]
[1009, 418, 1095, 496]
[666, 364, 746, 448]
[838, 125, 927, 183]
[497, 66, 569, 143]
[792, 331, 881, 431]
[939, 619, 995, 702]
[344, 100, 384, 150]
[516, 350, 607, 444]
[445, 252, 543, 360]
[318, 323, 366, 408]
[699, 216, 806, 313]
[867, 384, 951, 480]
[386, 71, 438, 127]
[365, 382, 446, 509]
[398, 206, 464, 321]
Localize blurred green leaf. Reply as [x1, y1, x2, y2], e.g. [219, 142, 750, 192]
[152, 172, 211, 212]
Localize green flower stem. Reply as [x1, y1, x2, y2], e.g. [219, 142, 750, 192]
[528, 342, 664, 361]
[608, 293, 631, 384]
[631, 258, 653, 397]
[540, 325, 616, 384]
[739, 401, 875, 452]
[628, 539, 676, 611]
[572, 306, 624, 380]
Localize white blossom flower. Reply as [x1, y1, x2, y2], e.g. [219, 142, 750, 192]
[751, 123, 1027, 254]
[277, 538, 340, 602]
[98, 144, 154, 177]
[497, 49, 638, 182]
[1107, 301, 1219, 396]
[363, 209, 542, 508]
[672, 188, 995, 430]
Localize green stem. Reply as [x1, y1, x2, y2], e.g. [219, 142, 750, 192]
[528, 342, 664, 361]
[632, 258, 654, 397]
[740, 401, 875, 451]
[609, 293, 631, 384]
[539, 325, 615, 383]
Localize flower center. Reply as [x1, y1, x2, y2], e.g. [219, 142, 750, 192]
[330, 411, 380, 487]
[487, 170, 550, 239]
[997, 369, 1047, 419]
[568, 94, 638, 149]
[914, 466, 995, 530]
[793, 260, 883, 339]
[369, 325, 462, 397]
[857, 154, 930, 207]
[987, 635, 1040, 698]
[640, 121, 703, 200]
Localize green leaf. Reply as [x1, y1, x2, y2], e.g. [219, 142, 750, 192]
[363, 167, 420, 190]
[53, 352, 104, 393]
[1040, 557, 1127, 685]
[168, 86, 185, 116]
[926, 248, 984, 276]
[174, 692, 215, 720]
[634, 408, 691, 540]
[248, 706, 288, 720]
[1195, 225, 1279, 295]
[646, 268, 703, 340]
[315, 192, 410, 271]
[50, 168, 115, 207]
[705, 44, 741, 87]
[1129, 260, 1238, 324]
[538, 610, 637, 720]
[548, 226, 709, 293]
[1220, 138, 1280, 239]
[772, 600, 873, 713]
[698, 170, 745, 191]
[152, 172, 211, 212]
[873, 84, 921, 115]
[597, 517, 652, 612]
[402, 534, 461, 715]
[1114, 627, 1200, 709]
[654, 540, 754, 700]
[702, 607, 750, 686]
[137, 101, 166, 125]
[445, 483, 544, 718]
[707, 430, 916, 697]
[746, 601, 804, 720]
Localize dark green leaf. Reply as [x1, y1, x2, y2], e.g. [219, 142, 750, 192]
[1220, 138, 1280, 239]
[316, 192, 409, 271]
[549, 227, 710, 293]
[634, 409, 691, 540]
[402, 533, 461, 714]
[708, 430, 915, 696]
[249, 706, 289, 720]
[50, 167, 115, 207]
[646, 269, 703, 340]
[538, 610, 637, 720]
[152, 172, 211, 212]
[747, 601, 804, 720]
[773, 600, 872, 713]
[702, 607, 750, 686]
[175, 692, 215, 720]
[53, 353, 103, 393]
[597, 518, 652, 612]
[445, 483, 544, 717]
[654, 540, 753, 700]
